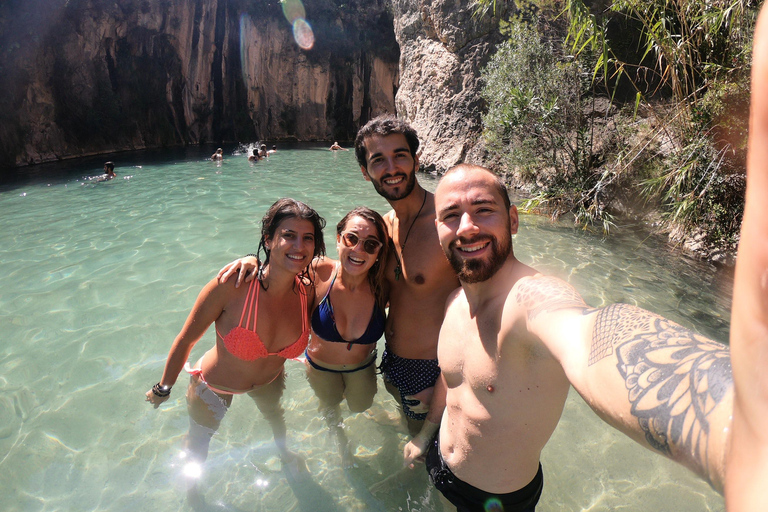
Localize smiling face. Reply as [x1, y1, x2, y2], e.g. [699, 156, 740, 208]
[265, 217, 317, 274]
[359, 133, 418, 201]
[336, 215, 383, 277]
[435, 166, 518, 284]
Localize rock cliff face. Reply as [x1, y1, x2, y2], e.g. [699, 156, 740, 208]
[391, 0, 508, 173]
[0, 0, 399, 168]
[1, 0, 508, 173]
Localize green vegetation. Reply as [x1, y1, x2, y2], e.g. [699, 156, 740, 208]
[481, 12, 619, 233]
[479, 0, 758, 255]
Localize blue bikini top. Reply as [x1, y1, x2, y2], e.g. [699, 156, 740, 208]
[311, 267, 386, 349]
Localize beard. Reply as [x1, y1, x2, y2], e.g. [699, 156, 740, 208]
[369, 163, 417, 201]
[446, 231, 512, 284]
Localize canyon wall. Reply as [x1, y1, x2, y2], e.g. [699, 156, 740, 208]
[0, 0, 399, 168]
[0, 0, 509, 174]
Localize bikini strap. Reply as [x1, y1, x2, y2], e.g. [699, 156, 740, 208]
[322, 264, 339, 301]
[241, 278, 259, 331]
[297, 275, 309, 332]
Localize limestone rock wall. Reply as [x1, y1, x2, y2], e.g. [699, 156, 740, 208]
[391, 0, 508, 173]
[1, 0, 508, 173]
[0, 0, 399, 168]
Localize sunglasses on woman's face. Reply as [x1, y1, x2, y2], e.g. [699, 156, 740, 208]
[340, 231, 383, 255]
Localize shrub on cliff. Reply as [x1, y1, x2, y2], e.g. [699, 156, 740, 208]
[481, 14, 621, 232]
[480, 0, 756, 258]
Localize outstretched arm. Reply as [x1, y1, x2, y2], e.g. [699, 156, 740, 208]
[522, 276, 732, 491]
[726, 5, 768, 510]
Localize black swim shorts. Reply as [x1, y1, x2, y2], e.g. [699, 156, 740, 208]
[426, 433, 543, 512]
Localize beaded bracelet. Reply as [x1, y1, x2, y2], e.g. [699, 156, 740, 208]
[152, 382, 172, 397]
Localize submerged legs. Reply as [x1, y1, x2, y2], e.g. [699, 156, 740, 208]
[247, 371, 289, 458]
[184, 374, 233, 463]
[306, 361, 378, 466]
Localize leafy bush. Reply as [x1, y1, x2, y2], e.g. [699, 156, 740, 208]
[481, 14, 618, 232]
[478, 0, 756, 252]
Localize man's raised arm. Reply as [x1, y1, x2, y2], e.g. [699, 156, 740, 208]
[521, 275, 732, 491]
[726, 5, 768, 510]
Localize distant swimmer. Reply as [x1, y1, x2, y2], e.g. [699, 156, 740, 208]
[268, 145, 278, 155]
[211, 148, 224, 161]
[103, 161, 116, 180]
[259, 144, 269, 158]
[329, 142, 349, 151]
[89, 161, 116, 182]
[248, 149, 260, 162]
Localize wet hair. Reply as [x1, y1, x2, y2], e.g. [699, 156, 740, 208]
[104, 161, 115, 172]
[442, 164, 511, 211]
[336, 206, 391, 311]
[256, 198, 326, 286]
[354, 115, 420, 169]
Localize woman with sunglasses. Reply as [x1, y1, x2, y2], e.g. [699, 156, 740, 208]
[218, 206, 390, 466]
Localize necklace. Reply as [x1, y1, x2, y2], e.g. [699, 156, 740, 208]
[394, 189, 427, 281]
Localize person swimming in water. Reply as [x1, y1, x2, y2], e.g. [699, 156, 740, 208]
[211, 148, 224, 161]
[103, 161, 116, 179]
[329, 141, 349, 151]
[219, 207, 391, 467]
[145, 198, 326, 466]
[89, 161, 116, 182]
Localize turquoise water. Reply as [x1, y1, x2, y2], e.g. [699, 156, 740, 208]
[0, 144, 730, 511]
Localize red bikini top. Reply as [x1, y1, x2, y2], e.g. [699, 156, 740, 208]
[216, 277, 309, 361]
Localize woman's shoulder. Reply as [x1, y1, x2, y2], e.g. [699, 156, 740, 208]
[208, 272, 249, 298]
[192, 273, 247, 313]
[311, 256, 338, 281]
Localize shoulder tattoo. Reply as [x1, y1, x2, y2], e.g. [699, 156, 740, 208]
[590, 304, 732, 465]
[515, 276, 588, 321]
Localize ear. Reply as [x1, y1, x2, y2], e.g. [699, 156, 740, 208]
[509, 205, 519, 235]
[360, 165, 372, 182]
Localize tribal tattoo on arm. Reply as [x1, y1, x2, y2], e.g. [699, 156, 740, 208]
[515, 276, 589, 321]
[590, 304, 732, 470]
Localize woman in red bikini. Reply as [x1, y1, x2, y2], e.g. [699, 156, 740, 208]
[145, 198, 326, 464]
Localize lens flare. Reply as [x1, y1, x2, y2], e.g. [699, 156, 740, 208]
[292, 18, 315, 50]
[484, 497, 504, 511]
[281, 0, 306, 24]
